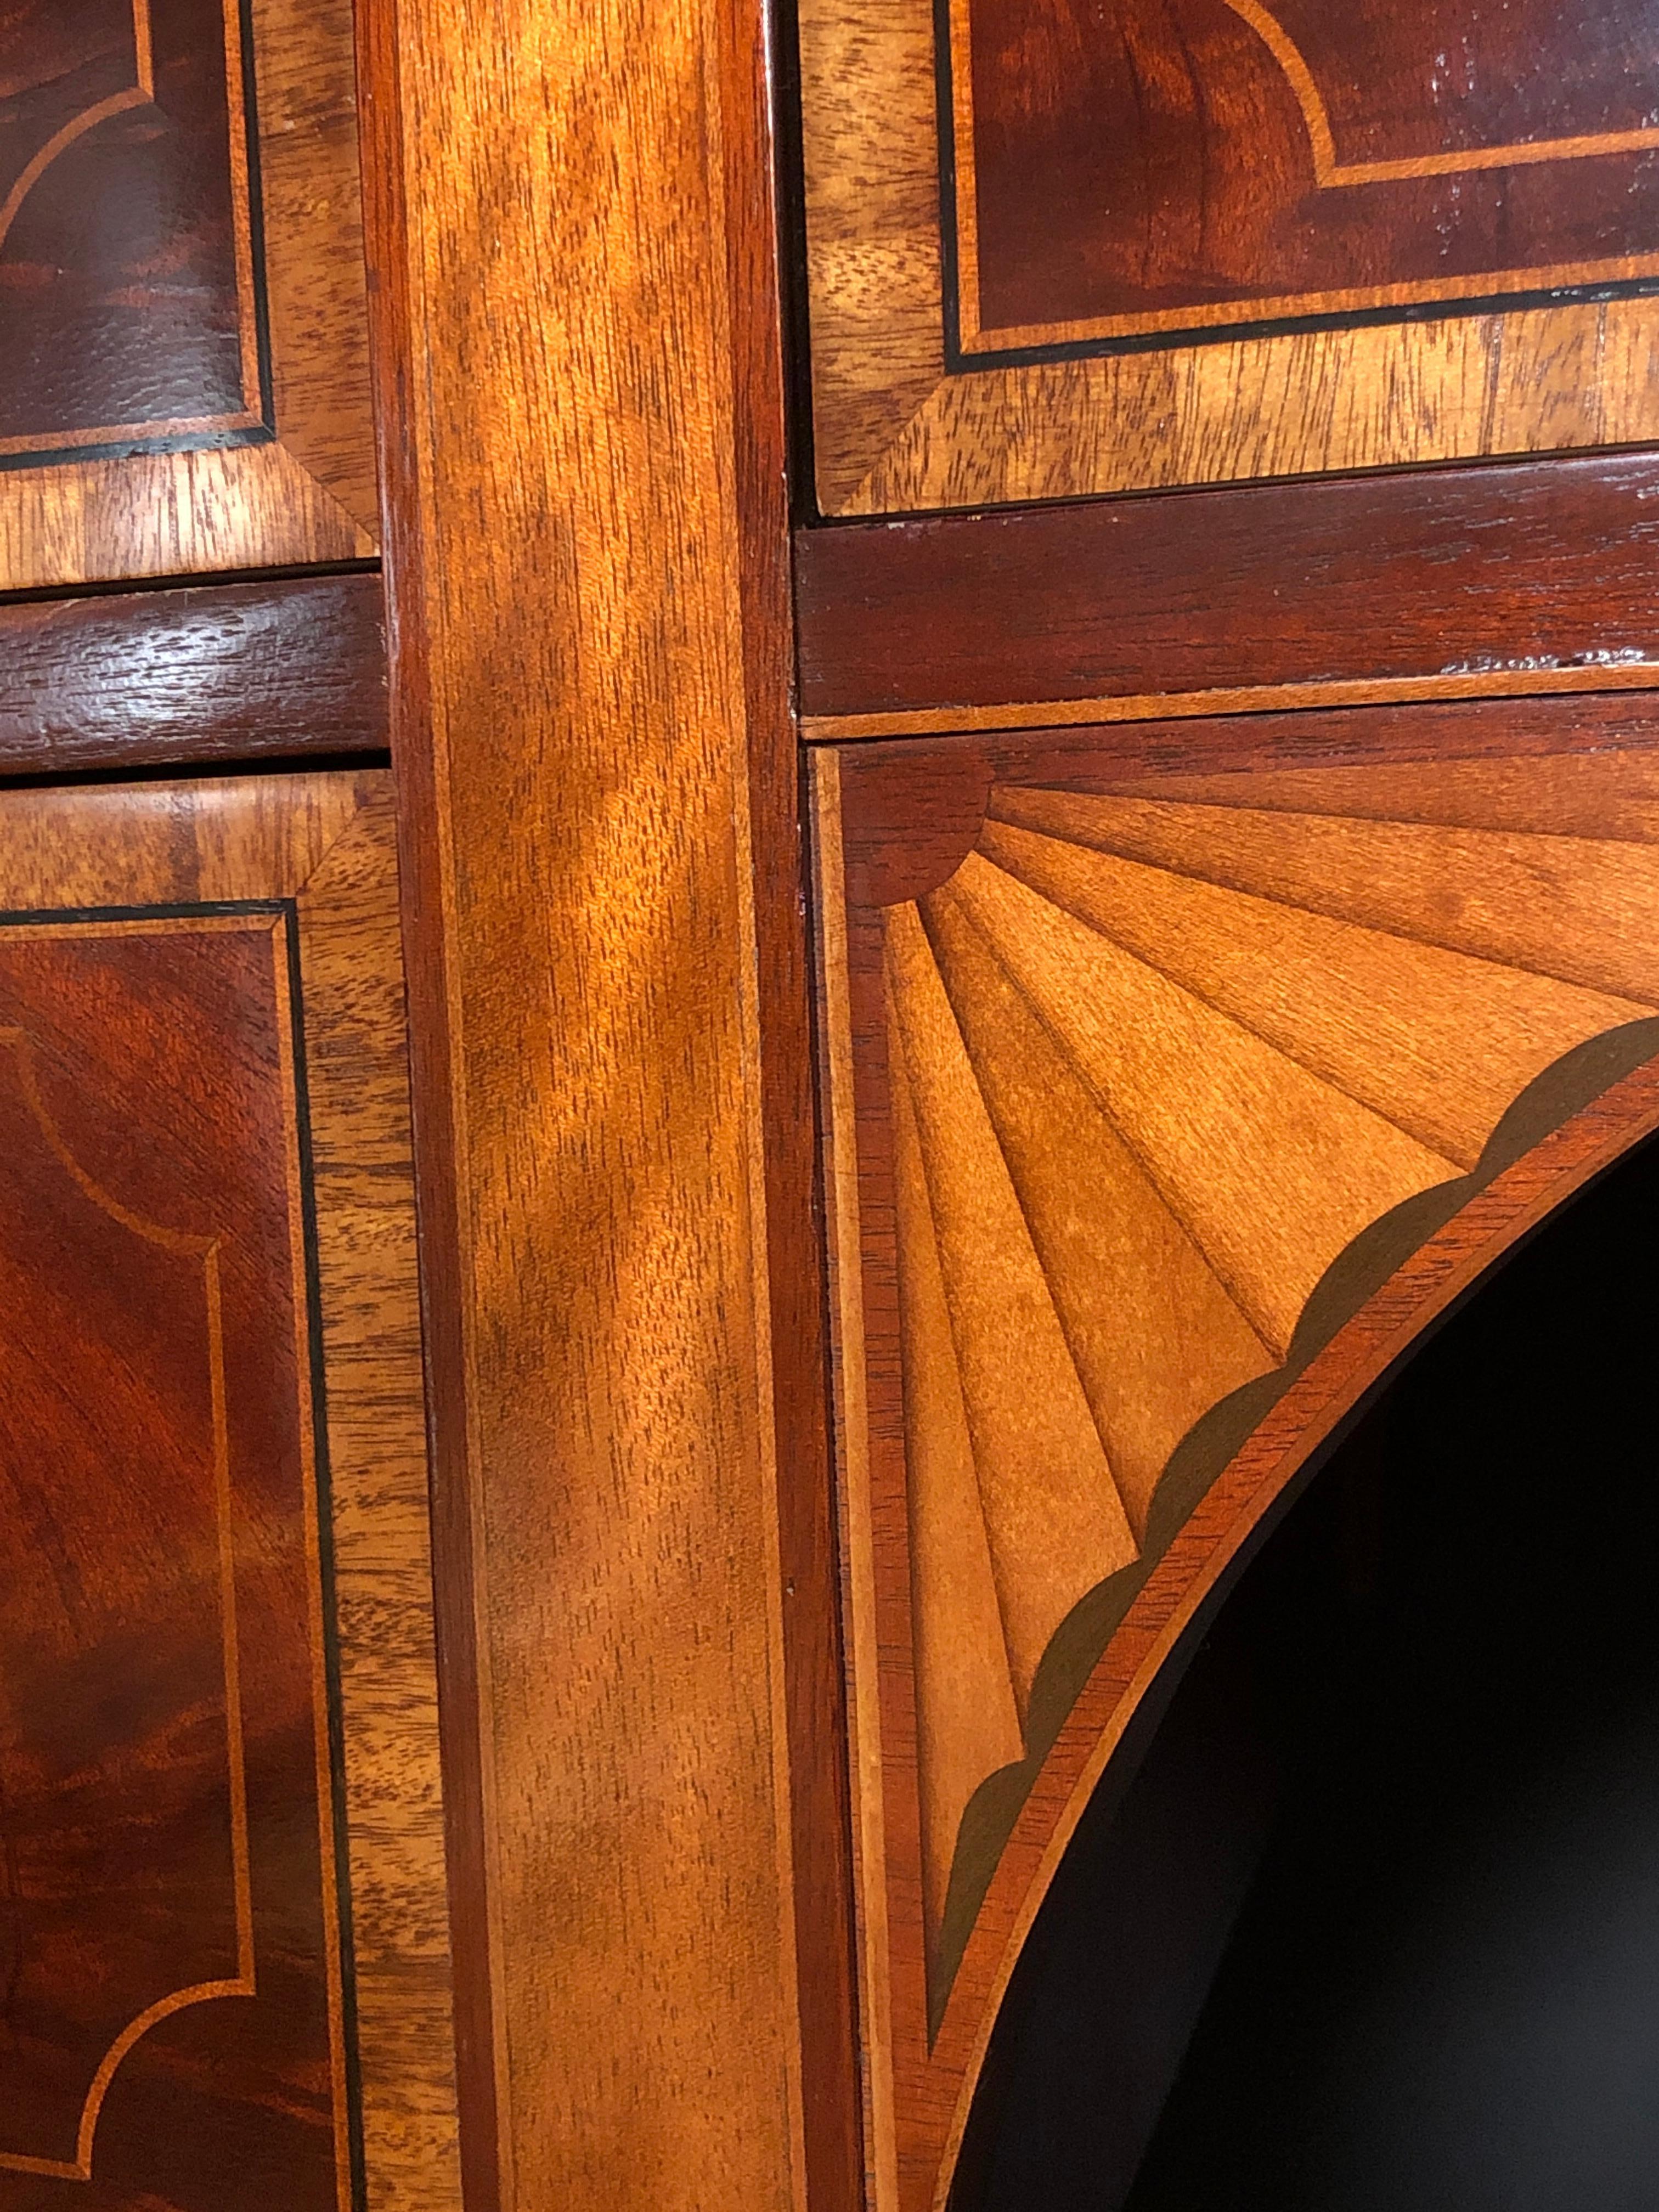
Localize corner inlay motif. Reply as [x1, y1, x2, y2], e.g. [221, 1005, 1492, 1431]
[0, 1024, 253, 2186]
[0, 3, 155, 258]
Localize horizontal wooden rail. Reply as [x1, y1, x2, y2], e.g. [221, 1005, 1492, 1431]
[794, 453, 1659, 735]
[0, 573, 387, 776]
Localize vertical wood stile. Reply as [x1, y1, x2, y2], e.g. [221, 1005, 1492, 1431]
[356, 2, 847, 2208]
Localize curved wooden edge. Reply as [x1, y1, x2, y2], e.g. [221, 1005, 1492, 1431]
[838, 744, 992, 907]
[913, 1049, 1659, 2210]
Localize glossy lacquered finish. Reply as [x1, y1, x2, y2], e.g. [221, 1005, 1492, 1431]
[0, 574, 386, 775]
[794, 454, 1659, 731]
[0, 772, 461, 2212]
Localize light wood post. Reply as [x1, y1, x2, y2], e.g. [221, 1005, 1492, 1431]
[356, 1, 849, 2204]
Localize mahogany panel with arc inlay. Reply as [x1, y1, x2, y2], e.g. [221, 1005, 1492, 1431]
[0, 914, 330, 2205]
[797, 0, 1659, 512]
[811, 697, 1659, 2210]
[957, 0, 1659, 356]
[0, 0, 376, 590]
[0, 773, 462, 2212]
[0, 0, 263, 469]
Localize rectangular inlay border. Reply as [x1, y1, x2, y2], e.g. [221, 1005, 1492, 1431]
[937, 0, 1659, 368]
[797, 0, 1659, 514]
[0, 0, 274, 475]
[0, 898, 362, 2210]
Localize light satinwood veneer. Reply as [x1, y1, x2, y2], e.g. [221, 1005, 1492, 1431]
[814, 719, 1659, 2210]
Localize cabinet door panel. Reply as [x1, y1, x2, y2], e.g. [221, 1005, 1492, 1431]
[0, 0, 376, 590]
[798, 0, 1659, 513]
[0, 772, 460, 2212]
[812, 699, 1659, 2210]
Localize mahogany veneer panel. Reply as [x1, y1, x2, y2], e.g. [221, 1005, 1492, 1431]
[794, 455, 1659, 735]
[798, 0, 1659, 512]
[0, 575, 387, 774]
[0, 0, 376, 590]
[0, 774, 460, 2212]
[960, 0, 1659, 353]
[812, 697, 1659, 2210]
[1, 0, 258, 464]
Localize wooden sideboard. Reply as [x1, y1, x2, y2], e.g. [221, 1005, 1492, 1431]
[5, 2, 1659, 2209]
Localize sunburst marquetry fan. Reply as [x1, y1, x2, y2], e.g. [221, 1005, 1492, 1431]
[883, 749, 1659, 1948]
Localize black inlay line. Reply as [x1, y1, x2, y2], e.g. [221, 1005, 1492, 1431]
[0, 898, 285, 926]
[0, 422, 278, 480]
[1, 0, 278, 475]
[950, 275, 1659, 373]
[0, 896, 369, 2211]
[933, 0, 966, 368]
[237, 0, 277, 442]
[931, 0, 1659, 373]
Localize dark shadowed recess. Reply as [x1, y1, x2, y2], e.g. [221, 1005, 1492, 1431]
[952, 1125, 1659, 2212]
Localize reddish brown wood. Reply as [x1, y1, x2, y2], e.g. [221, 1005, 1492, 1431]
[1, 0, 262, 465]
[794, 453, 1659, 721]
[352, 12, 500, 2212]
[962, 0, 1659, 353]
[0, 575, 387, 777]
[824, 691, 1659, 2208]
[0, 916, 346, 2211]
[717, 0, 864, 2201]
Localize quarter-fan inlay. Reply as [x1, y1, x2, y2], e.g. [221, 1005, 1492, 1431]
[821, 740, 1659, 2088]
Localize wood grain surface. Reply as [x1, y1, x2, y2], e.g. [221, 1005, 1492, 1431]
[814, 704, 1659, 2210]
[795, 0, 1659, 512]
[0, 0, 262, 463]
[956, 0, 1659, 352]
[0, 575, 386, 776]
[0, 771, 460, 2212]
[358, 0, 830, 2207]
[722, 0, 865, 2192]
[794, 452, 1659, 732]
[0, 0, 376, 592]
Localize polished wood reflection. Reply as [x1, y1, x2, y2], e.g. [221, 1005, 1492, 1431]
[0, 775, 463, 2212]
[956, 0, 1659, 354]
[814, 703, 1659, 2210]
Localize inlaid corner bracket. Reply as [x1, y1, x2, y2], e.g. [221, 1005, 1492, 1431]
[815, 732, 1659, 2210]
